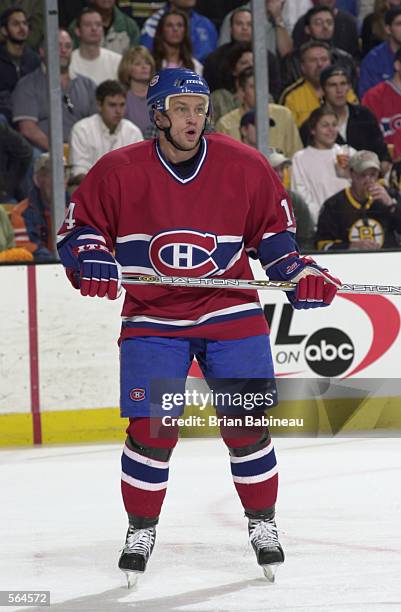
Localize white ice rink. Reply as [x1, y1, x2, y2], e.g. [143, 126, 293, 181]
[1, 437, 400, 612]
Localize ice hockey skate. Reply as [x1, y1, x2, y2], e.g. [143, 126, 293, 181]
[118, 525, 156, 588]
[248, 517, 285, 582]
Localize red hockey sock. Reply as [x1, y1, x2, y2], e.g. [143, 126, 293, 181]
[220, 418, 278, 513]
[121, 417, 179, 521]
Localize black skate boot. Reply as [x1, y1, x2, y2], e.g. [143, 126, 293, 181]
[119, 524, 156, 588]
[248, 514, 285, 582]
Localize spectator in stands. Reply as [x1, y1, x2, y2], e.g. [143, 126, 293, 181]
[359, 6, 401, 97]
[152, 8, 203, 74]
[292, 0, 359, 57]
[58, 0, 86, 29]
[0, 120, 32, 201]
[115, 1, 166, 28]
[69, 0, 140, 55]
[316, 149, 401, 250]
[0, 0, 43, 49]
[280, 41, 358, 128]
[210, 43, 253, 124]
[69, 7, 122, 85]
[216, 67, 303, 158]
[69, 80, 143, 185]
[237, 113, 314, 249]
[300, 65, 390, 166]
[194, 1, 245, 31]
[12, 29, 97, 154]
[0, 6, 40, 122]
[0, 204, 15, 251]
[210, 43, 281, 123]
[0, 204, 33, 261]
[140, 0, 217, 63]
[361, 0, 401, 57]
[10, 153, 66, 261]
[218, 0, 293, 58]
[336, 0, 358, 17]
[203, 8, 281, 97]
[291, 105, 355, 224]
[281, 5, 357, 90]
[362, 47, 401, 161]
[268, 146, 315, 250]
[118, 46, 155, 134]
[359, 0, 376, 22]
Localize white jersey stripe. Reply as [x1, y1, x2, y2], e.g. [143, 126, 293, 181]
[121, 471, 168, 491]
[122, 302, 261, 327]
[232, 465, 278, 485]
[123, 445, 169, 469]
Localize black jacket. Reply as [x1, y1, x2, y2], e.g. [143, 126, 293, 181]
[0, 43, 40, 121]
[0, 122, 32, 200]
[300, 103, 390, 162]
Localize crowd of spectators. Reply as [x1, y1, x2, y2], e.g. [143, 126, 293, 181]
[1, 0, 401, 261]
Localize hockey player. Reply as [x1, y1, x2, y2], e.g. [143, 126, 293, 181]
[57, 68, 341, 586]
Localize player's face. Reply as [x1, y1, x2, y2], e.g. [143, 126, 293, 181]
[231, 11, 252, 43]
[129, 57, 153, 83]
[159, 95, 207, 149]
[311, 114, 338, 148]
[163, 14, 185, 45]
[323, 75, 350, 107]
[59, 30, 73, 69]
[301, 48, 331, 84]
[307, 11, 334, 41]
[77, 13, 103, 45]
[99, 94, 126, 130]
[351, 168, 380, 199]
[3, 11, 28, 43]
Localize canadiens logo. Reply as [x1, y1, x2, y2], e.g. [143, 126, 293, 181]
[130, 388, 146, 401]
[149, 230, 218, 277]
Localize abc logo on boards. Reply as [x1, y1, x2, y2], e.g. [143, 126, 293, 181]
[305, 328, 354, 376]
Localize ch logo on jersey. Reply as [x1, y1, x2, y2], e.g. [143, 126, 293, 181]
[382, 114, 401, 136]
[149, 230, 219, 277]
[130, 388, 146, 401]
[349, 218, 384, 247]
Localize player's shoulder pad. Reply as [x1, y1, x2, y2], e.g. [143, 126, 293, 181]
[84, 140, 154, 180]
[206, 132, 269, 166]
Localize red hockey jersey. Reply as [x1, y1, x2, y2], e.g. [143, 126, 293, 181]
[362, 81, 401, 158]
[58, 134, 297, 341]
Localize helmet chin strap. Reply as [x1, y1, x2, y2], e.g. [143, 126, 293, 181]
[156, 112, 207, 153]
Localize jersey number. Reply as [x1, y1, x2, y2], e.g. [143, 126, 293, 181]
[65, 202, 76, 230]
[281, 198, 293, 227]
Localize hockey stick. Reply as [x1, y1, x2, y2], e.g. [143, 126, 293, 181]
[121, 274, 401, 297]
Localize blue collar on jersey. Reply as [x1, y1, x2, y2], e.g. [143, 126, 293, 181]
[155, 137, 208, 184]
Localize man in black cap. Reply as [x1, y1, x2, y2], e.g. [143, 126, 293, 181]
[300, 64, 390, 172]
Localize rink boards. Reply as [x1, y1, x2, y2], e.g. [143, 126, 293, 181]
[1, 253, 401, 445]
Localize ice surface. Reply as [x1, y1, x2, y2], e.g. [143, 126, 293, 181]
[1, 437, 400, 612]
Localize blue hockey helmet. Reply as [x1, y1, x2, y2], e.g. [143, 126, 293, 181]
[147, 68, 210, 123]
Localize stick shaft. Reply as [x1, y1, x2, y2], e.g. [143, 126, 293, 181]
[121, 274, 401, 297]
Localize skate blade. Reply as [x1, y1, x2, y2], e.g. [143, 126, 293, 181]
[262, 562, 281, 583]
[121, 570, 141, 589]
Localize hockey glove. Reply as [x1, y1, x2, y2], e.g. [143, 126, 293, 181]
[72, 243, 121, 300]
[268, 255, 341, 310]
